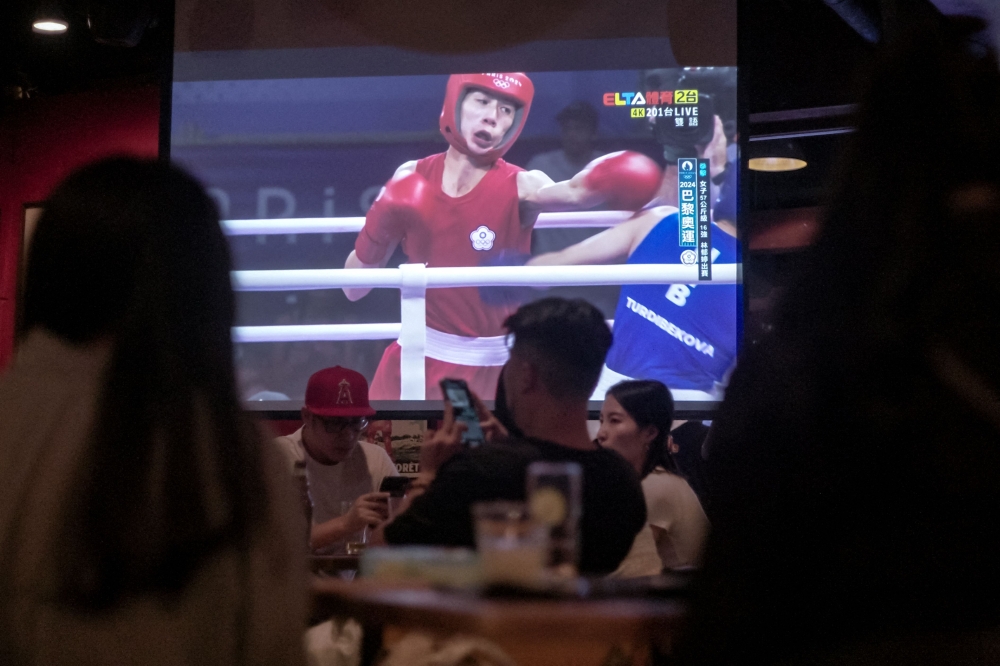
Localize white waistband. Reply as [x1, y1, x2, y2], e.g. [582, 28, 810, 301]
[424, 328, 510, 367]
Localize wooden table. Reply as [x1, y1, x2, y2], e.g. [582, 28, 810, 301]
[311, 578, 687, 666]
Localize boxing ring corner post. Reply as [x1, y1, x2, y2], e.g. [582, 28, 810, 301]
[398, 263, 428, 400]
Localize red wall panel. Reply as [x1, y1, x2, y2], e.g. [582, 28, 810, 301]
[0, 85, 160, 369]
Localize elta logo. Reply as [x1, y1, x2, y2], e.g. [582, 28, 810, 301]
[602, 90, 698, 106]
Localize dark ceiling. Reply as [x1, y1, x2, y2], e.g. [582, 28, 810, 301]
[0, 0, 165, 103]
[2, 0, 873, 110]
[2, 0, 959, 213]
[742, 0, 875, 113]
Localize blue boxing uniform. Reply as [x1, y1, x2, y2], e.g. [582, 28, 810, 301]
[598, 212, 738, 399]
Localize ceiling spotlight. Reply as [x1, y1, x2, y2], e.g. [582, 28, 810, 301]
[32, 20, 68, 33]
[748, 141, 807, 172]
[32, 2, 69, 34]
[748, 157, 808, 172]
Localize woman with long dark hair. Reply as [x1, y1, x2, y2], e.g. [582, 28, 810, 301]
[0, 158, 306, 664]
[597, 380, 708, 576]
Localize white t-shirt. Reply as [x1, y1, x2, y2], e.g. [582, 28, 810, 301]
[610, 468, 710, 577]
[273, 427, 398, 526]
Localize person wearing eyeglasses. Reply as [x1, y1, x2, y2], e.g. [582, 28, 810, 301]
[274, 366, 399, 553]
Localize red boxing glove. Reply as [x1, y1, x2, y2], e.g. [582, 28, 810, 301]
[355, 171, 431, 264]
[582, 151, 662, 211]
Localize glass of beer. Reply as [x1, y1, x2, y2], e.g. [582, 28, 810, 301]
[340, 500, 368, 555]
[472, 501, 548, 587]
[526, 461, 582, 578]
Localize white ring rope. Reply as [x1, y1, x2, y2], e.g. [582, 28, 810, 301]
[235, 320, 615, 343]
[221, 210, 635, 236]
[231, 263, 738, 291]
[232, 323, 401, 343]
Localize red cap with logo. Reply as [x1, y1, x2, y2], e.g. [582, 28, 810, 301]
[304, 366, 376, 417]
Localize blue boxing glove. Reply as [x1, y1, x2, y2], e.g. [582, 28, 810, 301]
[478, 250, 544, 306]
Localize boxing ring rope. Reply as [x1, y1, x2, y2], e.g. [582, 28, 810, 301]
[225, 212, 736, 398]
[231, 264, 737, 290]
[222, 210, 635, 236]
[232, 263, 739, 399]
[232, 323, 401, 343]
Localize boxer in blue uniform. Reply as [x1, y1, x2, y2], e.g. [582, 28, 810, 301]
[605, 210, 736, 398]
[524, 105, 738, 400]
[527, 204, 738, 400]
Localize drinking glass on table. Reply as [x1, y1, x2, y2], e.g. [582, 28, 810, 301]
[473, 501, 548, 587]
[526, 461, 583, 578]
[340, 500, 369, 555]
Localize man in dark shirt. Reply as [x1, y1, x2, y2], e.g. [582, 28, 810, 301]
[376, 298, 646, 575]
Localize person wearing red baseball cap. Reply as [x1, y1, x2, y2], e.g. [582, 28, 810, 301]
[274, 366, 399, 553]
[343, 72, 664, 401]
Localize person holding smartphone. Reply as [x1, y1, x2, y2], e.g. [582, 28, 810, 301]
[273, 366, 399, 553]
[370, 298, 647, 575]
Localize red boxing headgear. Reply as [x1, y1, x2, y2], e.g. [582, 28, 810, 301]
[439, 73, 534, 161]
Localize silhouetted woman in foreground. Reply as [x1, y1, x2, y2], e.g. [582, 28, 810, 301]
[0, 158, 306, 665]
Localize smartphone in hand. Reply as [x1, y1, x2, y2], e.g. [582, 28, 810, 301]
[439, 378, 486, 447]
[378, 476, 413, 497]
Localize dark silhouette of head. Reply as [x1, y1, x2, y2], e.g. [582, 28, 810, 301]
[683, 18, 1000, 665]
[23, 156, 267, 608]
[503, 297, 612, 398]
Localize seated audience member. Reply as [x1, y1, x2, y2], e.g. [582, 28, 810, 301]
[680, 20, 1000, 666]
[527, 101, 606, 257]
[599, 381, 709, 577]
[274, 366, 398, 553]
[0, 158, 305, 665]
[668, 420, 711, 509]
[376, 298, 646, 575]
[521, 103, 621, 319]
[527, 100, 602, 183]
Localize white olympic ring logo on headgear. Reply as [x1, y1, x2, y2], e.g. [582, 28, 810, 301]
[493, 78, 510, 89]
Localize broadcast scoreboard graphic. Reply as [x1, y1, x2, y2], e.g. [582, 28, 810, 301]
[603, 88, 701, 126]
[677, 158, 713, 280]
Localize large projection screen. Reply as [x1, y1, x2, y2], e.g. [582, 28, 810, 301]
[167, 0, 740, 415]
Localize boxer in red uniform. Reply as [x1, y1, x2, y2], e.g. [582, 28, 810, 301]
[344, 73, 661, 399]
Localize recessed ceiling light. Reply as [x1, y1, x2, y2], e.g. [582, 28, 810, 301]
[748, 140, 808, 172]
[33, 1, 69, 34]
[33, 19, 68, 33]
[748, 157, 808, 172]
